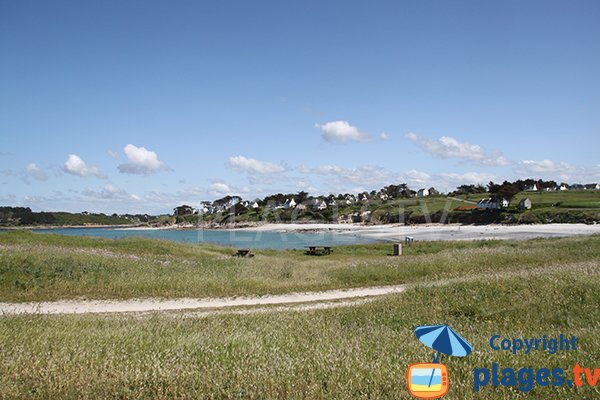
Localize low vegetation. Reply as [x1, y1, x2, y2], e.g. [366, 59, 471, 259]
[1, 231, 599, 303]
[0, 207, 138, 227]
[1, 265, 599, 398]
[1, 233, 599, 398]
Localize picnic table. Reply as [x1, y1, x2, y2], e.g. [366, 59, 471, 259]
[304, 245, 333, 256]
[233, 249, 254, 257]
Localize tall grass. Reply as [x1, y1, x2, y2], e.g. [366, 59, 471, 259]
[1, 231, 599, 302]
[1, 268, 599, 399]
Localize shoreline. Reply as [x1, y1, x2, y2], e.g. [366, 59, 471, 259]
[3, 222, 599, 242]
[0, 224, 144, 231]
[9, 222, 597, 242]
[233, 222, 600, 242]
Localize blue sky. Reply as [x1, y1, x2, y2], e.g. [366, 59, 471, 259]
[1, 0, 599, 214]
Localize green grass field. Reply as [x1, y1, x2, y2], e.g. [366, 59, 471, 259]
[201, 190, 600, 225]
[1, 231, 600, 302]
[1, 232, 600, 399]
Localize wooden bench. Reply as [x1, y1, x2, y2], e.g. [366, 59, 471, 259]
[304, 246, 333, 256]
[233, 249, 254, 257]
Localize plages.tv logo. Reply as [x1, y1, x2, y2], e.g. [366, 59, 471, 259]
[407, 324, 473, 399]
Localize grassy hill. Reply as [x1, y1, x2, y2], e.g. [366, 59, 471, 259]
[195, 190, 600, 225]
[0, 207, 137, 227]
[1, 232, 599, 398]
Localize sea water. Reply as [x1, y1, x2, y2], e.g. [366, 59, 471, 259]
[30, 227, 383, 250]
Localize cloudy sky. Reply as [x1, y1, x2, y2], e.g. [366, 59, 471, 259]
[1, 0, 599, 214]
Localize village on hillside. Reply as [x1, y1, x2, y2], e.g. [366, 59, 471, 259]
[2, 179, 599, 227]
[173, 179, 600, 226]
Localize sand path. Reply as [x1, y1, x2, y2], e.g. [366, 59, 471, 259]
[1, 261, 596, 316]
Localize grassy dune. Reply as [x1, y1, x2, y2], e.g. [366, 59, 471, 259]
[1, 232, 600, 398]
[0, 231, 599, 302]
[1, 268, 600, 399]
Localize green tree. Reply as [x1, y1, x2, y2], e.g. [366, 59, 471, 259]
[174, 205, 194, 216]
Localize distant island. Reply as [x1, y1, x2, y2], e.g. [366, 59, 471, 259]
[2, 179, 599, 228]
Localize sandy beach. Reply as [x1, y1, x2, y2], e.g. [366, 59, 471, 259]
[236, 222, 600, 242]
[112, 221, 600, 242]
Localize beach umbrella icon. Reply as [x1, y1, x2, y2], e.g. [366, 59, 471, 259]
[415, 324, 473, 362]
[415, 324, 473, 388]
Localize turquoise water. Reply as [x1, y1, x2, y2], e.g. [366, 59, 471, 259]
[410, 374, 442, 386]
[410, 367, 442, 386]
[29, 227, 382, 250]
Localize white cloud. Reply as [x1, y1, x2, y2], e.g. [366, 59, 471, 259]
[82, 184, 140, 200]
[299, 162, 499, 194]
[24, 163, 48, 182]
[316, 121, 371, 143]
[405, 132, 510, 166]
[439, 172, 496, 185]
[405, 132, 418, 141]
[401, 169, 431, 184]
[63, 154, 104, 178]
[482, 153, 511, 167]
[423, 172, 496, 193]
[103, 184, 122, 196]
[516, 159, 569, 174]
[514, 159, 600, 183]
[228, 156, 285, 174]
[0, 193, 17, 202]
[395, 170, 494, 193]
[211, 182, 233, 196]
[379, 132, 391, 141]
[301, 164, 396, 190]
[303, 165, 435, 191]
[118, 144, 168, 175]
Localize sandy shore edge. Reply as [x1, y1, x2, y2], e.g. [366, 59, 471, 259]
[7, 222, 599, 242]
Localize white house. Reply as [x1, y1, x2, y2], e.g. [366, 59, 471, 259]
[199, 201, 213, 214]
[525, 184, 538, 192]
[558, 184, 568, 191]
[223, 197, 241, 208]
[213, 204, 226, 212]
[476, 198, 509, 210]
[283, 198, 297, 209]
[518, 198, 532, 210]
[417, 188, 430, 197]
[317, 200, 328, 210]
[251, 202, 260, 209]
[308, 198, 321, 207]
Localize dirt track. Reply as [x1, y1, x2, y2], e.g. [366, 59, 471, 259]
[1, 260, 597, 316]
[0, 285, 406, 315]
